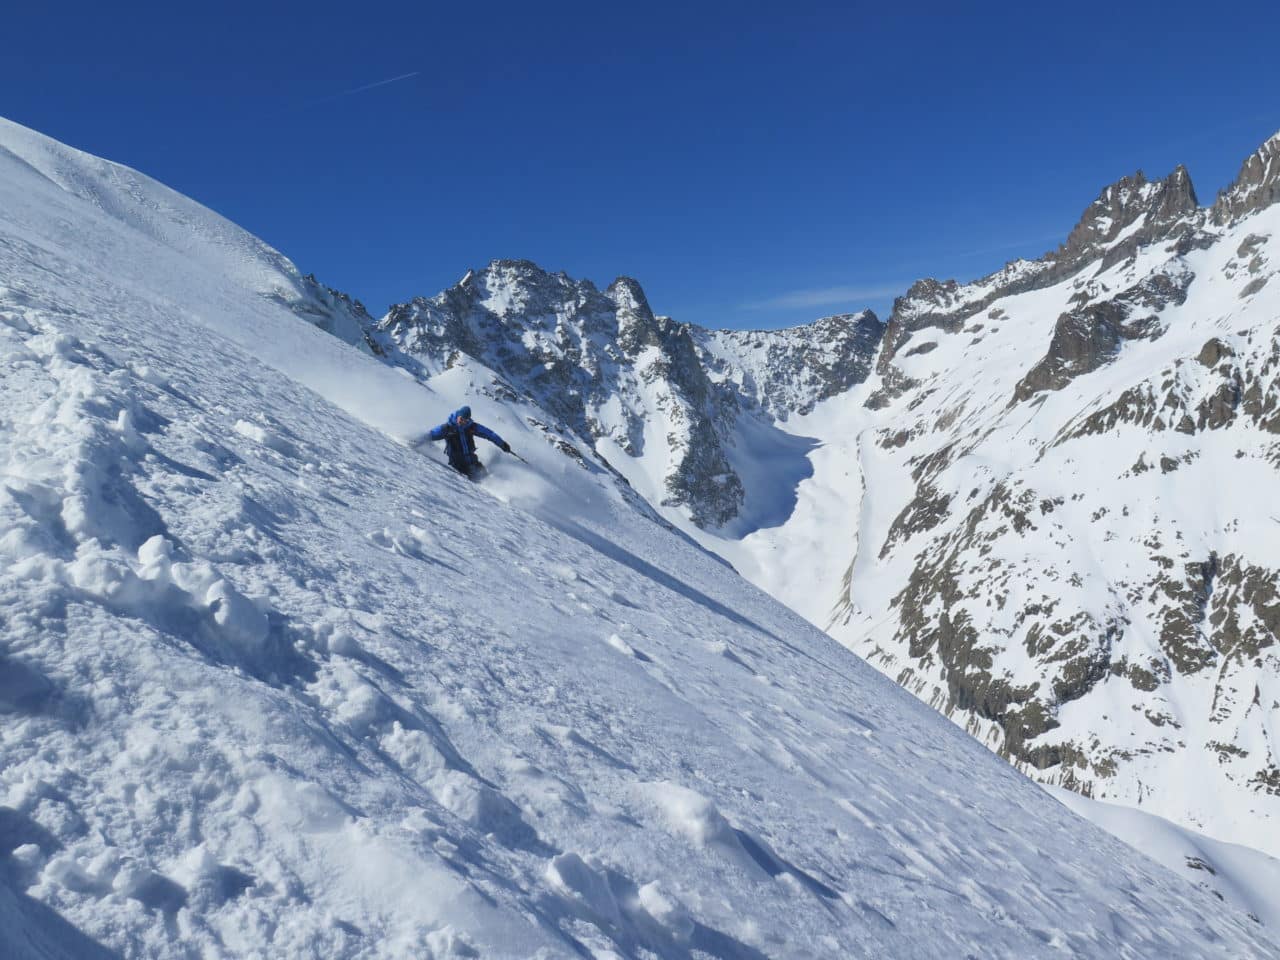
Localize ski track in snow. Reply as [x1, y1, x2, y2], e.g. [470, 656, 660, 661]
[1, 117, 1279, 958]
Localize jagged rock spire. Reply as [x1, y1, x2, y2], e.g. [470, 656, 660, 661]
[1212, 129, 1280, 224]
[1053, 164, 1199, 272]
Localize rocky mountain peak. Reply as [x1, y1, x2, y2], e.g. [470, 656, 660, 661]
[872, 163, 1204, 381]
[605, 275, 652, 314]
[461, 258, 597, 321]
[1212, 129, 1280, 225]
[377, 262, 747, 527]
[482, 257, 570, 282]
[1054, 165, 1200, 271]
[603, 276, 663, 352]
[895, 278, 963, 318]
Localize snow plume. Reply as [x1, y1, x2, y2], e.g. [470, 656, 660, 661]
[1, 115, 1279, 957]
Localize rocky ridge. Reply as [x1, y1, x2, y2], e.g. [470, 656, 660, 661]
[1213, 131, 1280, 225]
[376, 260, 884, 528]
[694, 311, 885, 420]
[377, 260, 746, 526]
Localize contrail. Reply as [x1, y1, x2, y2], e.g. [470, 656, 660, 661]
[306, 71, 421, 106]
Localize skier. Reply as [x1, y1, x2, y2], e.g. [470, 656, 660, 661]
[420, 405, 511, 477]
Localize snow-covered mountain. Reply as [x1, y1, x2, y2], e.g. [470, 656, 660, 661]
[830, 133, 1280, 860]
[365, 134, 1280, 880]
[4, 117, 1280, 957]
[378, 263, 881, 530]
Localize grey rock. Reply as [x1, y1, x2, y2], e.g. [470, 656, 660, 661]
[1212, 130, 1280, 225]
[1013, 266, 1193, 402]
[695, 311, 884, 419]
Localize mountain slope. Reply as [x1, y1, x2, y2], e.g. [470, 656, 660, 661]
[829, 134, 1280, 861]
[3, 117, 1278, 958]
[359, 132, 1280, 889]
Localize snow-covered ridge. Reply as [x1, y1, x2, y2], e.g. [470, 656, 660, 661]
[694, 311, 885, 420]
[0, 116, 380, 356]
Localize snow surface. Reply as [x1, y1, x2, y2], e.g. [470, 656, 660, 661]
[2, 116, 1279, 958]
[1047, 787, 1280, 929]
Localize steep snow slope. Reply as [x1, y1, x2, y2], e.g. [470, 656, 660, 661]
[0, 117, 382, 355]
[3, 119, 1279, 958]
[1047, 787, 1280, 929]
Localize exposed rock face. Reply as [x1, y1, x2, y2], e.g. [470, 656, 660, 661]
[1213, 132, 1280, 225]
[1055, 166, 1200, 272]
[1013, 264, 1193, 401]
[695, 311, 884, 419]
[379, 260, 747, 526]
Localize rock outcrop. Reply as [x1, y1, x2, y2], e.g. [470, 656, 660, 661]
[1213, 131, 1280, 225]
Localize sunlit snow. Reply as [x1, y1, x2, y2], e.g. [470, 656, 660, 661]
[2, 117, 1278, 958]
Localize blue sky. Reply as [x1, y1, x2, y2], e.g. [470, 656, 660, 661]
[4, 1, 1279, 328]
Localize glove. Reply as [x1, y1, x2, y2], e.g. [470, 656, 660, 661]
[502, 442, 512, 453]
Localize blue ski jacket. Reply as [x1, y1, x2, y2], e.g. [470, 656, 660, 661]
[426, 408, 506, 473]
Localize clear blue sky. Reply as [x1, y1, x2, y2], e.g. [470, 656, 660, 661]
[5, 1, 1279, 328]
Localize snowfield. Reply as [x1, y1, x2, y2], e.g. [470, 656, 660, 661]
[2, 117, 1279, 958]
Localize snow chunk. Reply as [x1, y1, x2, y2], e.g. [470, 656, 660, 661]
[257, 774, 351, 834]
[423, 925, 480, 958]
[431, 771, 534, 848]
[544, 851, 621, 925]
[67, 551, 143, 604]
[643, 781, 735, 847]
[112, 408, 147, 453]
[380, 722, 449, 784]
[128, 362, 168, 386]
[205, 579, 269, 652]
[311, 611, 366, 657]
[605, 633, 635, 656]
[637, 880, 694, 942]
[136, 534, 173, 580]
[233, 418, 299, 457]
[549, 562, 579, 583]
